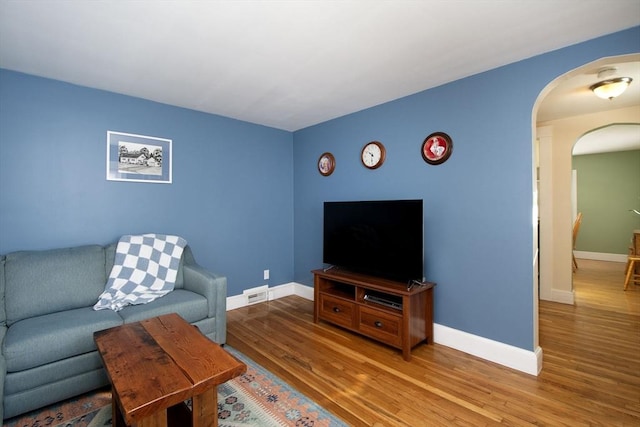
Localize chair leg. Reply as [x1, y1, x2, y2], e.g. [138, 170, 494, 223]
[625, 259, 636, 291]
[572, 253, 578, 271]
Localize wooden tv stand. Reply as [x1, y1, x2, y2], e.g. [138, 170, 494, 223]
[312, 268, 435, 361]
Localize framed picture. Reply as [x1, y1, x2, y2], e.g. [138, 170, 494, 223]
[421, 132, 453, 165]
[106, 131, 172, 183]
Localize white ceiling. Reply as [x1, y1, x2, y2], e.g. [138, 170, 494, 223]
[537, 58, 640, 122]
[538, 55, 640, 155]
[572, 124, 640, 155]
[0, 0, 639, 132]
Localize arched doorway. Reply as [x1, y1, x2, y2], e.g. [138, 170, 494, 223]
[533, 54, 640, 354]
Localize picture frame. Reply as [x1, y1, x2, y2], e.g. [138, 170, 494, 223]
[106, 131, 172, 183]
[421, 132, 453, 165]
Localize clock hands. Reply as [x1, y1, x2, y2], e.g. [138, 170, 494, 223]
[364, 151, 375, 165]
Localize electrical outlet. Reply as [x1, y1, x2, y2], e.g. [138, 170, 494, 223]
[264, 269, 270, 281]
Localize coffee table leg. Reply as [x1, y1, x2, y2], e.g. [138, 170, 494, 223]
[112, 388, 125, 427]
[191, 388, 218, 427]
[137, 410, 168, 427]
[112, 387, 168, 427]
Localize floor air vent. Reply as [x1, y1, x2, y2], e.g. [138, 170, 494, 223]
[243, 285, 269, 305]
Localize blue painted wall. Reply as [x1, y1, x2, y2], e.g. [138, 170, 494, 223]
[292, 27, 640, 351]
[1, 26, 638, 352]
[0, 71, 294, 297]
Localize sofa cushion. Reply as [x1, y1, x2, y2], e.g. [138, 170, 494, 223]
[4, 245, 107, 324]
[117, 289, 208, 324]
[3, 307, 122, 372]
[4, 351, 105, 395]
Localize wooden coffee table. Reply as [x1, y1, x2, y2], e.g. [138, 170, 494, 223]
[94, 313, 246, 427]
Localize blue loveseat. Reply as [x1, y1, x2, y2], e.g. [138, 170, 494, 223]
[0, 241, 227, 420]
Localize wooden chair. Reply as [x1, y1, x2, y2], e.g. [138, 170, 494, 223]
[624, 230, 640, 290]
[572, 212, 583, 272]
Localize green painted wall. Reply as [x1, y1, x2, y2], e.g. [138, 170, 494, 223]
[573, 150, 640, 254]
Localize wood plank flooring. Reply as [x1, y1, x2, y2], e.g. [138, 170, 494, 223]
[227, 259, 640, 426]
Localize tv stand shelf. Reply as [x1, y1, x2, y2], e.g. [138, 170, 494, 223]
[312, 269, 435, 361]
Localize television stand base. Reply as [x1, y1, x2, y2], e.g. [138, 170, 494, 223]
[312, 269, 435, 361]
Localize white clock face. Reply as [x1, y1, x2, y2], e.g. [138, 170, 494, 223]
[362, 143, 381, 167]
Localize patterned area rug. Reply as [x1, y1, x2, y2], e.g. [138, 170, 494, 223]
[3, 347, 346, 427]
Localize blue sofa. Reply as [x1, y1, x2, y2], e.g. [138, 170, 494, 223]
[0, 242, 227, 420]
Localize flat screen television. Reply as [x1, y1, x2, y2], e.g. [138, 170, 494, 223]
[323, 199, 423, 284]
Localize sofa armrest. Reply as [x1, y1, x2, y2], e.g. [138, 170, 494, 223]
[183, 264, 226, 317]
[0, 325, 6, 421]
[182, 264, 227, 341]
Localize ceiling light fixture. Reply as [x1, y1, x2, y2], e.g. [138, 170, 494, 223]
[590, 68, 633, 100]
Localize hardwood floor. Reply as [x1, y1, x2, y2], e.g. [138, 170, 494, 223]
[227, 259, 640, 426]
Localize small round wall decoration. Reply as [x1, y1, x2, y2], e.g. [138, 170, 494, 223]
[421, 132, 453, 165]
[318, 152, 336, 176]
[361, 141, 386, 169]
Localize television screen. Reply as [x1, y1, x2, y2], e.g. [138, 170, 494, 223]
[323, 199, 423, 283]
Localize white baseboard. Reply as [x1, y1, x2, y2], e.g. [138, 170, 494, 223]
[574, 251, 627, 263]
[269, 282, 315, 300]
[540, 288, 575, 305]
[434, 324, 542, 376]
[227, 282, 542, 376]
[227, 282, 313, 311]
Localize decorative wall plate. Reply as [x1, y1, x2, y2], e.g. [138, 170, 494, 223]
[318, 152, 336, 176]
[421, 132, 452, 165]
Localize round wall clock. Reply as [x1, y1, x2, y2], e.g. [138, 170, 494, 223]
[318, 152, 335, 176]
[421, 132, 453, 165]
[361, 141, 386, 169]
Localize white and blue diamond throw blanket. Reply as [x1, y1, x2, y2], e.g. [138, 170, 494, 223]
[93, 234, 187, 311]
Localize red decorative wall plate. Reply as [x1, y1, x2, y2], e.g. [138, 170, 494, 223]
[421, 132, 453, 165]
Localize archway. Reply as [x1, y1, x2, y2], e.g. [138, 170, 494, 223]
[532, 54, 640, 355]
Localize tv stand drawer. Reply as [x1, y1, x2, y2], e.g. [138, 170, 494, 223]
[319, 294, 355, 328]
[358, 307, 402, 347]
